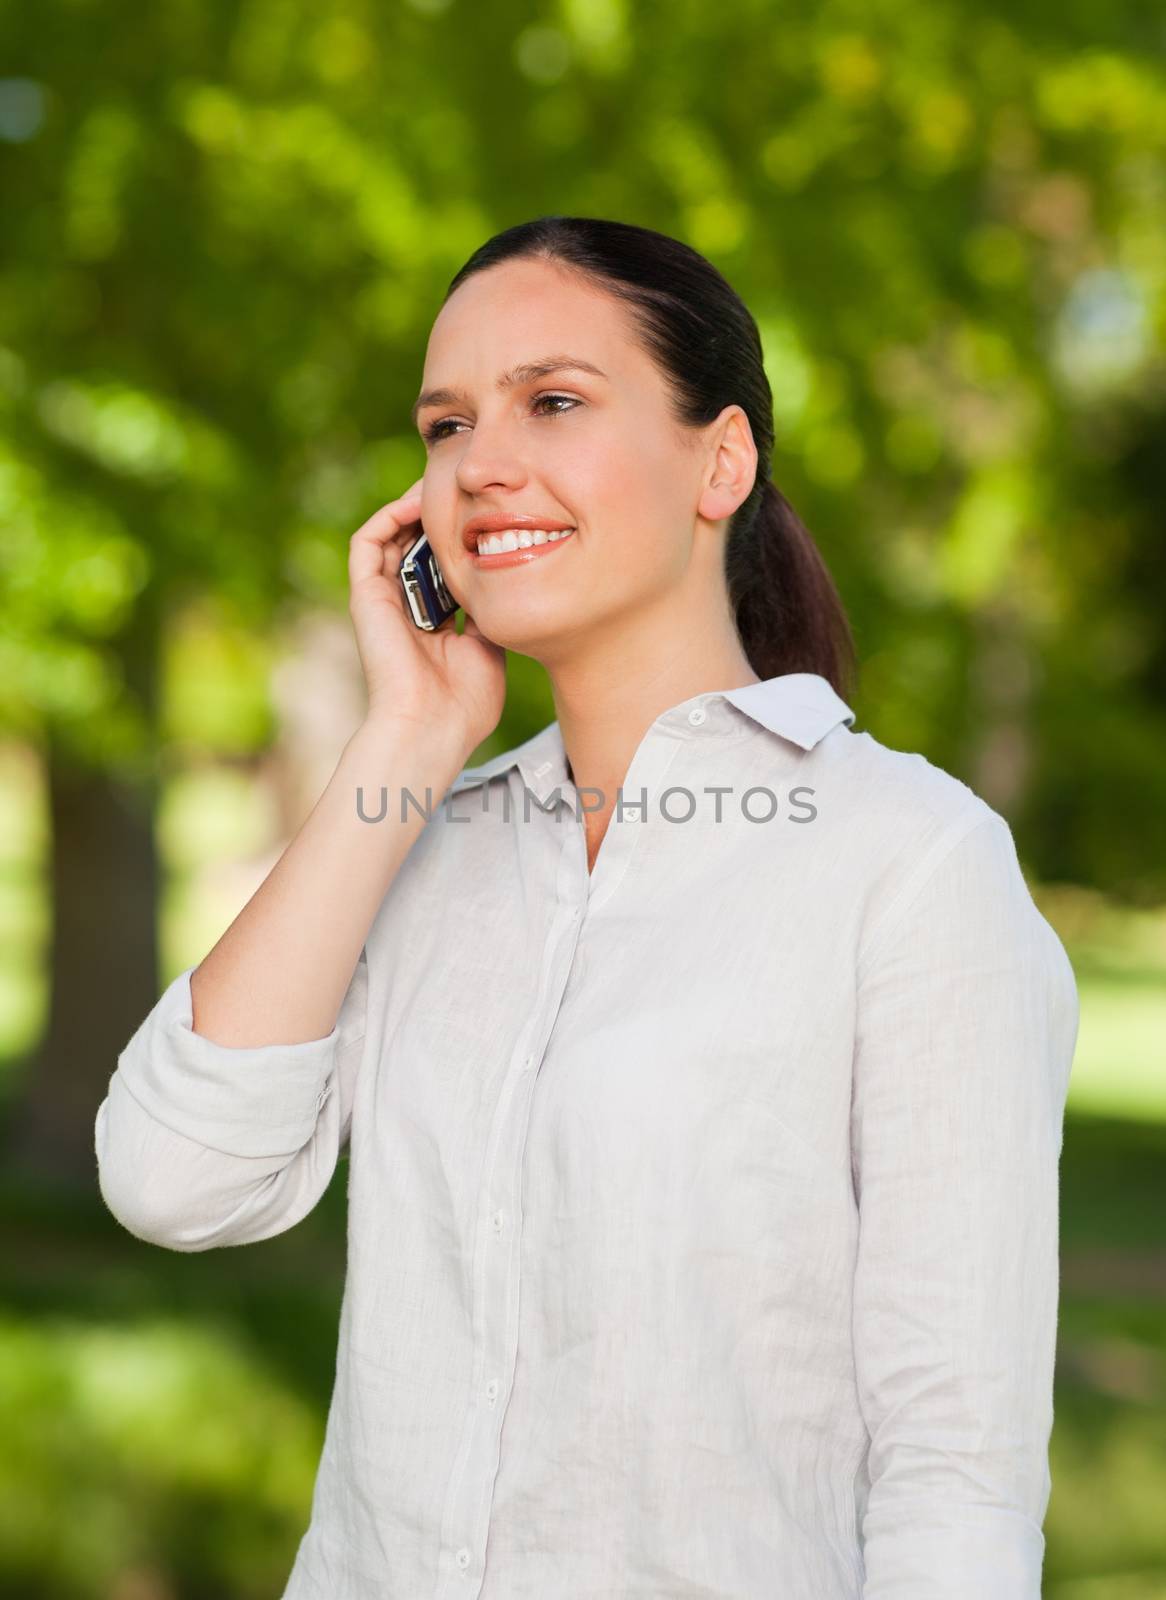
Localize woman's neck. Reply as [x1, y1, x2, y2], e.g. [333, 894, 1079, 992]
[549, 635, 760, 811]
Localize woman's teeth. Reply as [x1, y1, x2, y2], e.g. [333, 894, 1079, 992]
[476, 527, 575, 555]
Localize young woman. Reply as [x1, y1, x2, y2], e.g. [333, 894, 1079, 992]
[96, 216, 1079, 1599]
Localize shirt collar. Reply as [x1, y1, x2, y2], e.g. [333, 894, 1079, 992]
[448, 671, 856, 808]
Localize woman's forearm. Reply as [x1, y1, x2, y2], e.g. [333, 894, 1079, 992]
[189, 717, 470, 1048]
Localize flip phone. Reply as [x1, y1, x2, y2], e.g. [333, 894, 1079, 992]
[398, 532, 459, 631]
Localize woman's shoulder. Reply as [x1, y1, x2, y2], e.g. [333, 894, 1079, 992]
[810, 722, 1023, 954]
[816, 720, 1070, 987]
[820, 719, 996, 848]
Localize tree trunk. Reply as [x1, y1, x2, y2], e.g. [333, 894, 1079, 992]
[968, 594, 1036, 822]
[6, 591, 162, 1195]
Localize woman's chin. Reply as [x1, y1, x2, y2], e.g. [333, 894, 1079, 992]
[470, 595, 584, 655]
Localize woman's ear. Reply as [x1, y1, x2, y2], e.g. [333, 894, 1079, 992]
[697, 405, 757, 524]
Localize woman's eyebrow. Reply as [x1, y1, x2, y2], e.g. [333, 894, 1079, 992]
[411, 355, 608, 427]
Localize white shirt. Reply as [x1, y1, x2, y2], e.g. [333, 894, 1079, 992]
[94, 670, 1080, 1599]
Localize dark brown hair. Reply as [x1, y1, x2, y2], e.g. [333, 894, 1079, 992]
[443, 216, 857, 704]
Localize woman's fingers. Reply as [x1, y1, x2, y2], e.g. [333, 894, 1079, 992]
[348, 482, 425, 590]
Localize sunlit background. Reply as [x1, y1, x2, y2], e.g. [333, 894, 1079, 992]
[1, 0, 1164, 1595]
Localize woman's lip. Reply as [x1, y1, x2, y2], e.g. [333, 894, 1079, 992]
[463, 518, 575, 551]
[469, 532, 576, 569]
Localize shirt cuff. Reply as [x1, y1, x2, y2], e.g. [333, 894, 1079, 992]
[113, 965, 345, 1159]
[862, 1500, 1046, 1597]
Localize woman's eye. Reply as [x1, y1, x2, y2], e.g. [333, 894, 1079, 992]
[422, 392, 580, 444]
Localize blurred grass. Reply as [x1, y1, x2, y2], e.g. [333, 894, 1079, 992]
[0, 1168, 349, 1600]
[1, 741, 1164, 1595]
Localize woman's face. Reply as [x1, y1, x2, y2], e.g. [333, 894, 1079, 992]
[415, 258, 733, 663]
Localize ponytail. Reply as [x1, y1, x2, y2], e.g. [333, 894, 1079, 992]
[726, 477, 858, 704]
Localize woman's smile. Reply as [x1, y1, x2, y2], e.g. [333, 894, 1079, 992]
[469, 527, 576, 569]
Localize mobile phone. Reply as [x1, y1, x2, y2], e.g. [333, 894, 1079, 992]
[398, 531, 459, 630]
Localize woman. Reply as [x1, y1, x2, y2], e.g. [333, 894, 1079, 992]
[95, 216, 1080, 1599]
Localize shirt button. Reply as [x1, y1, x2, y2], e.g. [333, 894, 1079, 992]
[456, 1547, 471, 1570]
[492, 1208, 505, 1233]
[485, 1378, 499, 1404]
[521, 1054, 534, 1073]
[687, 706, 707, 726]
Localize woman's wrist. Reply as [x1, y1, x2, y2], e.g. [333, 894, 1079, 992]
[348, 715, 475, 786]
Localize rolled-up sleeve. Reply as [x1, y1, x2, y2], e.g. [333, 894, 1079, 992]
[851, 808, 1080, 1598]
[94, 949, 368, 1252]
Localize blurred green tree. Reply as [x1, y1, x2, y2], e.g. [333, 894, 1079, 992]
[1, 0, 1163, 1185]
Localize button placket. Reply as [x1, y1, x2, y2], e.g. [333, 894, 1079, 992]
[585, 727, 685, 916]
[435, 826, 588, 1599]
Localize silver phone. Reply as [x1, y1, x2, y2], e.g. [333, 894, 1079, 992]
[398, 531, 459, 631]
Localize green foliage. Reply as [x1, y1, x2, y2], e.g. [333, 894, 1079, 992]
[0, 1, 1163, 1589]
[0, 1313, 326, 1598]
[0, 0, 1163, 891]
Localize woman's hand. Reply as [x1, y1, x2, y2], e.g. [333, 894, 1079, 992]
[347, 478, 506, 757]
